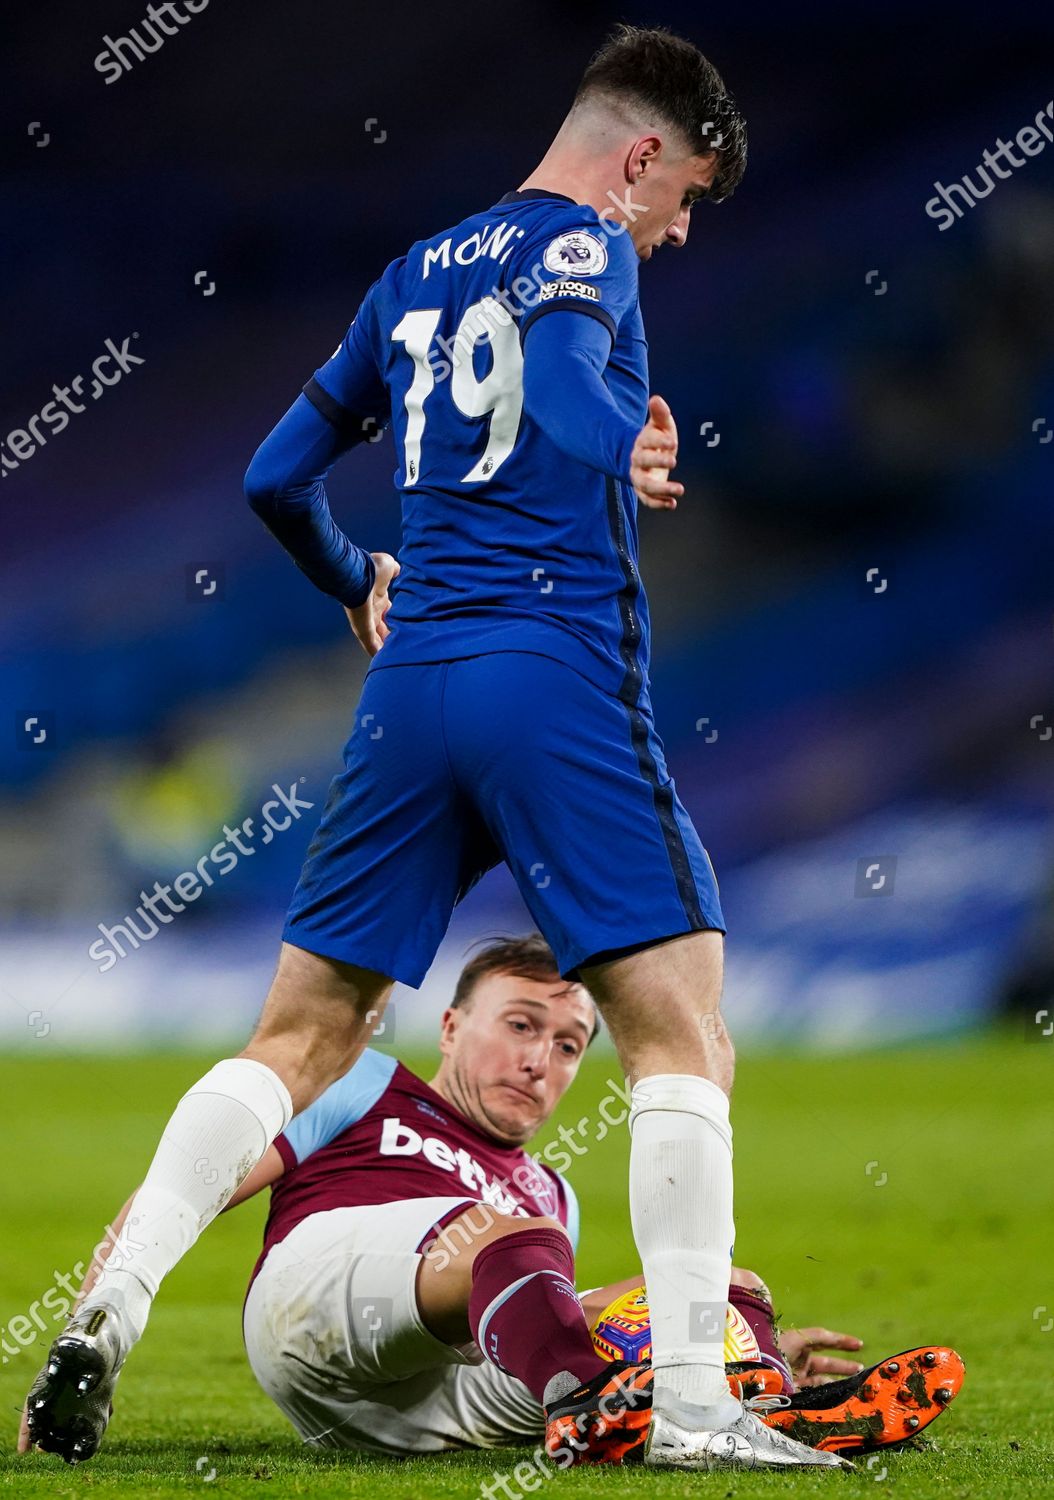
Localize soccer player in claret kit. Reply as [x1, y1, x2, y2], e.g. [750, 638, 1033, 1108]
[25, 25, 844, 1471]
[22, 937, 965, 1461]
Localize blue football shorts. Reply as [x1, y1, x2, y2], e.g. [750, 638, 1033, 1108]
[283, 651, 725, 984]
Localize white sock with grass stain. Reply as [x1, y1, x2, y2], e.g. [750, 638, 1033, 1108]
[86, 1058, 292, 1345]
[629, 1072, 737, 1415]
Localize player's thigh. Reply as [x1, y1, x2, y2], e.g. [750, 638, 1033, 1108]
[243, 1198, 480, 1442]
[249, 1198, 480, 1386]
[443, 652, 724, 979]
[421, 1359, 545, 1450]
[296, 1362, 542, 1453]
[244, 1200, 545, 1454]
[283, 663, 497, 990]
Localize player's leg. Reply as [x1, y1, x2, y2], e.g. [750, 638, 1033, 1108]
[23, 944, 391, 1463]
[579, 931, 736, 1407]
[445, 655, 733, 1402]
[81, 944, 392, 1338]
[244, 1197, 572, 1454]
[242, 941, 395, 1109]
[25, 664, 495, 1463]
[418, 1205, 602, 1396]
[265, 1197, 650, 1462]
[444, 653, 844, 1470]
[419, 1203, 652, 1464]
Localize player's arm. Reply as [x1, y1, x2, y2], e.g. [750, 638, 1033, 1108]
[244, 395, 378, 606]
[578, 1276, 643, 1324]
[513, 223, 681, 506]
[521, 312, 682, 508]
[578, 1266, 770, 1324]
[244, 280, 394, 616]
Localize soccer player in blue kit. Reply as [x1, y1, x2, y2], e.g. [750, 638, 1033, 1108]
[24, 25, 844, 1472]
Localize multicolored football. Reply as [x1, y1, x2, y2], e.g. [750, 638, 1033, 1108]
[590, 1285, 653, 1363]
[590, 1283, 761, 1365]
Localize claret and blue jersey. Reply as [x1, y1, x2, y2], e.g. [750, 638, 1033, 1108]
[303, 188, 653, 700]
[249, 1047, 580, 1293]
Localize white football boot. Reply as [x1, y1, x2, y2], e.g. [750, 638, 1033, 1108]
[23, 1302, 127, 1463]
[645, 1392, 854, 1471]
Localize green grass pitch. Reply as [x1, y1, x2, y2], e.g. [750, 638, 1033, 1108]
[1, 1028, 1051, 1496]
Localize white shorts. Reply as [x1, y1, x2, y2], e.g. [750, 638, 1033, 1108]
[242, 1196, 546, 1454]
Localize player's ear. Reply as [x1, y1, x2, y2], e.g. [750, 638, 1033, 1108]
[438, 1006, 460, 1052]
[627, 134, 662, 183]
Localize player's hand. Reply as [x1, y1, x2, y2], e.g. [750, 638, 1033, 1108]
[17, 1400, 33, 1454]
[630, 394, 683, 510]
[344, 552, 400, 658]
[778, 1326, 865, 1387]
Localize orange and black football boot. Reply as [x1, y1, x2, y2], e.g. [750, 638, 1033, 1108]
[544, 1360, 795, 1466]
[763, 1345, 965, 1454]
[544, 1362, 653, 1466]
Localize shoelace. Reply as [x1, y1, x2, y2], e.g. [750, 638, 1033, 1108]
[743, 1391, 792, 1416]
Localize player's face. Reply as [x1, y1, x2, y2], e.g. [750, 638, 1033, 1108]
[436, 974, 596, 1144]
[630, 150, 719, 261]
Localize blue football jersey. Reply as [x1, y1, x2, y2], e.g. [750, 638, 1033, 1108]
[308, 188, 652, 701]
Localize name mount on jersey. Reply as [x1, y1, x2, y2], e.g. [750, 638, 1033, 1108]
[423, 222, 526, 279]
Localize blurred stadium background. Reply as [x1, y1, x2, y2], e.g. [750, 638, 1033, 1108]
[3, 0, 1053, 1055]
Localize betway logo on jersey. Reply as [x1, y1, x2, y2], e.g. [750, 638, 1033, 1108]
[379, 1116, 523, 1215]
[537, 279, 601, 304]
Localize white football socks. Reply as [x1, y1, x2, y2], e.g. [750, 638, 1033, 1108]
[629, 1072, 736, 1415]
[87, 1058, 293, 1345]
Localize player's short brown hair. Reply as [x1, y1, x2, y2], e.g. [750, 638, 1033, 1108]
[574, 24, 747, 203]
[452, 934, 600, 1043]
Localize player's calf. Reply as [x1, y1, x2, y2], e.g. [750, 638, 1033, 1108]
[242, 942, 395, 1112]
[464, 1221, 608, 1409]
[583, 934, 736, 1416]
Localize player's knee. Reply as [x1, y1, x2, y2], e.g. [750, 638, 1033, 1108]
[497, 1213, 566, 1241]
[730, 1266, 764, 1291]
[434, 1206, 566, 1265]
[472, 1210, 567, 1252]
[730, 1266, 772, 1302]
[464, 1214, 571, 1276]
